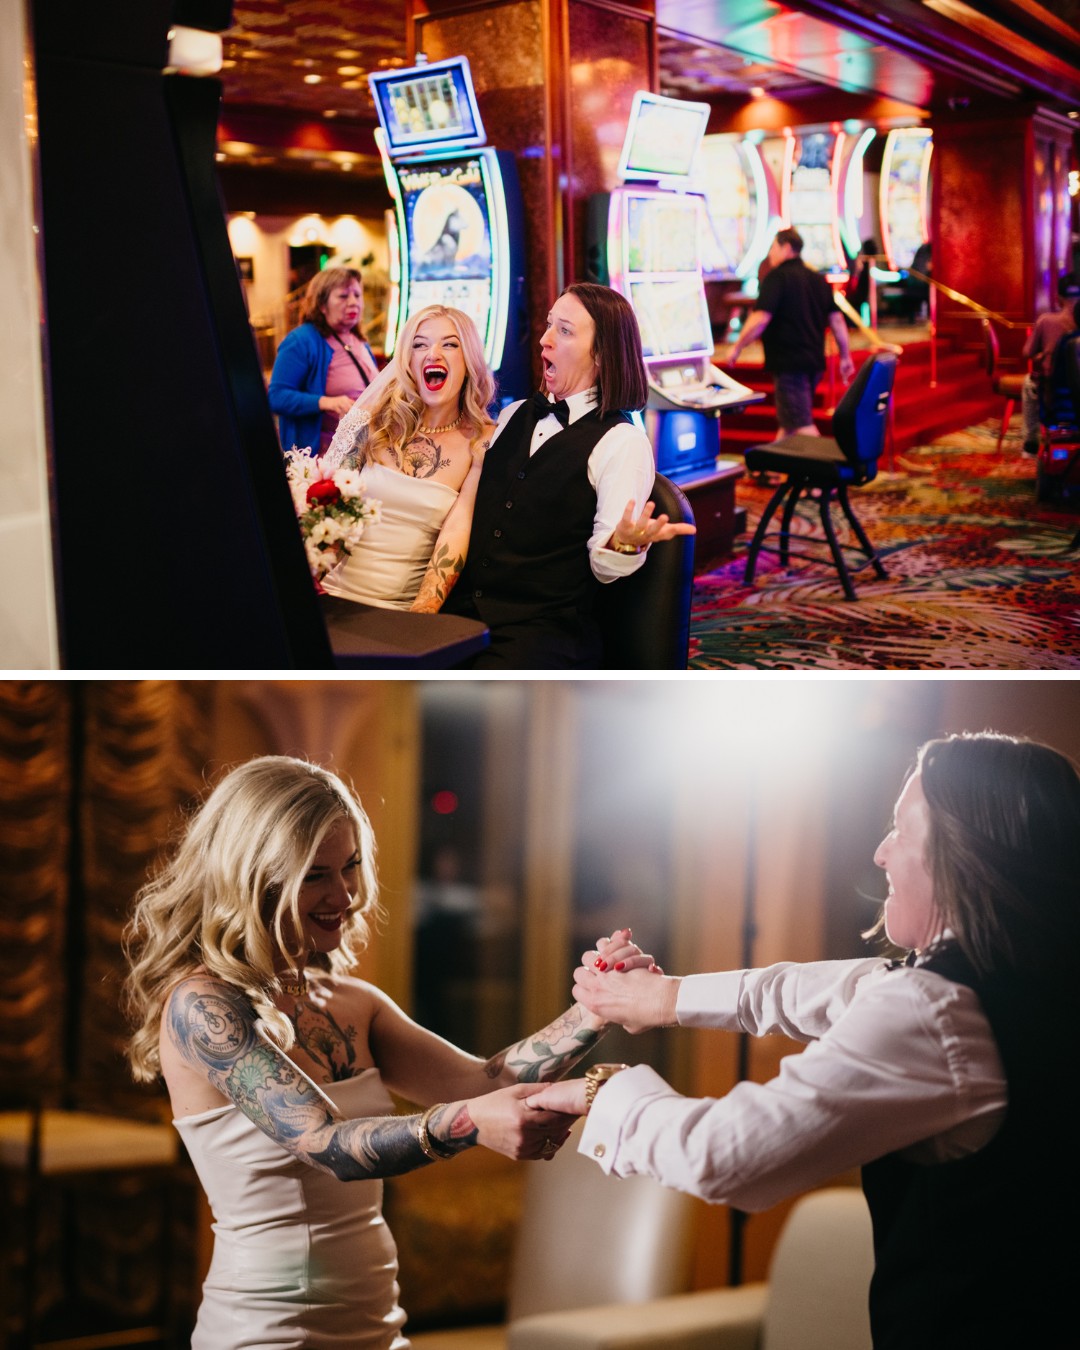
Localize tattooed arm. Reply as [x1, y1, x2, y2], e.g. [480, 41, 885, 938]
[409, 431, 491, 613]
[165, 976, 566, 1179]
[370, 930, 656, 1107]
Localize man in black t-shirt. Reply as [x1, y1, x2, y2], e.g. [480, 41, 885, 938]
[728, 227, 855, 438]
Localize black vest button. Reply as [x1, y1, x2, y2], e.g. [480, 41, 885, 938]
[504, 500, 513, 509]
[517, 471, 526, 479]
[481, 559, 489, 567]
[473, 589, 483, 598]
[493, 529, 502, 538]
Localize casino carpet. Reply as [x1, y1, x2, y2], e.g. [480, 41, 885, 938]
[689, 421, 1080, 670]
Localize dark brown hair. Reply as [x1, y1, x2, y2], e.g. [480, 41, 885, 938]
[562, 282, 648, 416]
[915, 732, 1080, 975]
[774, 227, 804, 255]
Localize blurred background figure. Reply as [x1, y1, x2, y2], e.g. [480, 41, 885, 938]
[269, 266, 381, 453]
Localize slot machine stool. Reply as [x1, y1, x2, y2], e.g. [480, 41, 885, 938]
[0, 1097, 183, 1348]
[742, 353, 898, 601]
[1036, 333, 1080, 505]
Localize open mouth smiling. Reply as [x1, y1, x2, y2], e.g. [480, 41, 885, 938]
[422, 364, 448, 392]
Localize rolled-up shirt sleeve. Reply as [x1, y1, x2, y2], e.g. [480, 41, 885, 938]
[579, 958, 1006, 1213]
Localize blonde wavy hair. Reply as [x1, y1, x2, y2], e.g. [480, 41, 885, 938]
[364, 305, 496, 463]
[123, 756, 380, 1083]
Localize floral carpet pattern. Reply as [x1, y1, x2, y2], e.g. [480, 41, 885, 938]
[690, 422, 1080, 669]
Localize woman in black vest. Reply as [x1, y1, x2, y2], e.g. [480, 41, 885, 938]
[530, 732, 1080, 1349]
[441, 282, 695, 668]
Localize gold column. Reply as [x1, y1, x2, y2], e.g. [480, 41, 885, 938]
[408, 0, 656, 383]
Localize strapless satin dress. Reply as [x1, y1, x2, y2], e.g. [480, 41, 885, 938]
[175, 1070, 410, 1348]
[320, 461, 458, 610]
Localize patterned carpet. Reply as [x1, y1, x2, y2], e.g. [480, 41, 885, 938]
[690, 421, 1080, 670]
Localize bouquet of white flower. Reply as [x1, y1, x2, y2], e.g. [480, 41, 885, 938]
[283, 449, 381, 583]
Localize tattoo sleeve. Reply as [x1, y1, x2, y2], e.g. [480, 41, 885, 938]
[484, 1003, 607, 1083]
[410, 542, 466, 613]
[167, 978, 468, 1181]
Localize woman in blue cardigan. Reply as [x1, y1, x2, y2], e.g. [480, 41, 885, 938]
[269, 266, 381, 453]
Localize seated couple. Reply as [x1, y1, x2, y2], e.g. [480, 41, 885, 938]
[308, 283, 695, 669]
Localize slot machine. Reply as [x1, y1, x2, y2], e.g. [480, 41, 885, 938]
[369, 56, 529, 402]
[589, 91, 761, 484]
[880, 127, 933, 271]
[780, 128, 846, 274]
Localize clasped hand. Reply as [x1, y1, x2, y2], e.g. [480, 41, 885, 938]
[468, 1083, 574, 1160]
[525, 928, 678, 1118]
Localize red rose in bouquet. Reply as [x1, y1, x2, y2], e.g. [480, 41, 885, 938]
[306, 479, 342, 507]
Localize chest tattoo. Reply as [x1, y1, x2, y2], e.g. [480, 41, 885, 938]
[390, 433, 452, 479]
[290, 1001, 359, 1082]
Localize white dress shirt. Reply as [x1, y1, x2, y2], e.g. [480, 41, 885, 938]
[579, 957, 1008, 1212]
[491, 388, 656, 582]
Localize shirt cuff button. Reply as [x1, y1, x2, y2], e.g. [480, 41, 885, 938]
[593, 1143, 606, 1158]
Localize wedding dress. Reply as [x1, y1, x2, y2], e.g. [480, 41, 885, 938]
[320, 462, 457, 609]
[175, 1070, 410, 1349]
[318, 379, 458, 610]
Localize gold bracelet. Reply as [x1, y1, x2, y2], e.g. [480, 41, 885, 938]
[416, 1104, 456, 1161]
[584, 1063, 629, 1112]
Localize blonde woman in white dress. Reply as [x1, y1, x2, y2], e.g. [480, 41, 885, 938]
[123, 756, 636, 1348]
[319, 304, 496, 613]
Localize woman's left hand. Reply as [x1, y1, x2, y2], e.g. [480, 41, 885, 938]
[583, 927, 655, 974]
[609, 499, 697, 553]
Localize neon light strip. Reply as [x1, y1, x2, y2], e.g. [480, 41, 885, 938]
[480, 150, 510, 367]
[738, 141, 771, 280]
[919, 137, 933, 242]
[779, 131, 796, 226]
[841, 128, 875, 260]
[375, 129, 404, 357]
[830, 131, 846, 271]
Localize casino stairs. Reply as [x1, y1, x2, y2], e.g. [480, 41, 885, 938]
[714, 333, 1004, 459]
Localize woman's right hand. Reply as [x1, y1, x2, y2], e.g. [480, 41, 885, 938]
[464, 1083, 574, 1160]
[319, 393, 357, 418]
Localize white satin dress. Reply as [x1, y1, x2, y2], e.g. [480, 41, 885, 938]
[175, 1071, 410, 1349]
[320, 461, 457, 610]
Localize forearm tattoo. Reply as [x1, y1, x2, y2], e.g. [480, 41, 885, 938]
[414, 542, 466, 610]
[167, 979, 444, 1181]
[484, 1003, 605, 1083]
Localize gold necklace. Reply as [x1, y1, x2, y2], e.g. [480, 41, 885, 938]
[419, 413, 463, 436]
[280, 972, 308, 998]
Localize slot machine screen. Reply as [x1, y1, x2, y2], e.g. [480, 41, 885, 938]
[370, 57, 485, 154]
[788, 132, 838, 272]
[398, 154, 495, 339]
[629, 278, 713, 358]
[625, 194, 700, 274]
[618, 92, 710, 181]
[881, 128, 932, 270]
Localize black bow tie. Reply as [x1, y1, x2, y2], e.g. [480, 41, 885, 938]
[532, 392, 571, 427]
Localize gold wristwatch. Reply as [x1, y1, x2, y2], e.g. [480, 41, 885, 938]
[585, 1062, 629, 1112]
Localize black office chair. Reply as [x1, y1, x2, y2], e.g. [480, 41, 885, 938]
[742, 352, 898, 601]
[597, 474, 696, 669]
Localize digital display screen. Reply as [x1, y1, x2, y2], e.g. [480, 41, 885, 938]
[629, 278, 713, 358]
[625, 194, 700, 275]
[882, 129, 932, 270]
[619, 92, 710, 180]
[370, 57, 484, 154]
[398, 154, 494, 338]
[788, 133, 838, 272]
[694, 136, 754, 277]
